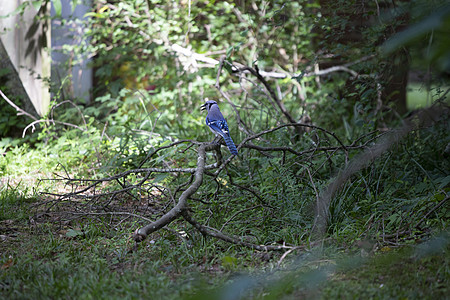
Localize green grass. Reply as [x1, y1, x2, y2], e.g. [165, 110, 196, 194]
[2, 232, 448, 300]
[1, 245, 191, 299]
[320, 241, 449, 299]
[1, 192, 448, 300]
[0, 181, 36, 221]
[0, 219, 217, 299]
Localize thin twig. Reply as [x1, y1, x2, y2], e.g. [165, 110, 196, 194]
[214, 55, 253, 136]
[277, 248, 296, 267]
[220, 205, 263, 231]
[182, 209, 300, 251]
[234, 65, 298, 128]
[0, 88, 38, 121]
[416, 196, 449, 228]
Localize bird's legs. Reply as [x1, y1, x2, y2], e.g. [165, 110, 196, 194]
[211, 135, 222, 145]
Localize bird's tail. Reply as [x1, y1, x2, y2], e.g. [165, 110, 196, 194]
[223, 135, 238, 155]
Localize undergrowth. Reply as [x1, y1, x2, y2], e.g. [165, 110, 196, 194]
[0, 107, 448, 299]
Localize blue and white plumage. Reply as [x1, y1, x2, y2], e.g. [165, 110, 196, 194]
[200, 100, 238, 155]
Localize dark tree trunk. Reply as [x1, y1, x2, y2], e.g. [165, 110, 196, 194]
[317, 0, 410, 115]
[381, 48, 409, 115]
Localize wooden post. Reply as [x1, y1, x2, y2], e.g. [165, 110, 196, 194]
[0, 0, 51, 117]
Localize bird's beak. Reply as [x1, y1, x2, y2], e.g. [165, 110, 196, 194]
[200, 103, 206, 111]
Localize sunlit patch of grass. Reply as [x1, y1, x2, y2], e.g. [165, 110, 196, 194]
[407, 83, 450, 110]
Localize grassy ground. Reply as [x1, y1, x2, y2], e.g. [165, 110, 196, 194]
[1, 181, 448, 299]
[319, 242, 449, 299]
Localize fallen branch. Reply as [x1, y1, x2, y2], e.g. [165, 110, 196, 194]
[133, 144, 208, 242]
[182, 210, 299, 251]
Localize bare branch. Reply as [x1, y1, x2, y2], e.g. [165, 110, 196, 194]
[22, 119, 86, 137]
[241, 123, 347, 152]
[182, 210, 299, 251]
[212, 122, 349, 177]
[214, 55, 253, 136]
[34, 112, 398, 253]
[170, 43, 373, 79]
[0, 88, 38, 121]
[234, 65, 298, 127]
[138, 139, 202, 169]
[220, 205, 263, 231]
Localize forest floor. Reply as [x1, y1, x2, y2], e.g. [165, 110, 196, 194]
[1, 108, 449, 299]
[1, 177, 448, 299]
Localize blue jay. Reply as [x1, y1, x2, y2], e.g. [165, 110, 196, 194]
[200, 100, 238, 155]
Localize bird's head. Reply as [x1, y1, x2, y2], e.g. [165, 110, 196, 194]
[200, 100, 218, 112]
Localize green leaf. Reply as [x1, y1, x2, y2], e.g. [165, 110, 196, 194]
[225, 46, 233, 58]
[0, 68, 11, 77]
[234, 42, 243, 52]
[437, 175, 450, 189]
[31, 1, 43, 11]
[53, 0, 62, 17]
[66, 229, 83, 237]
[153, 173, 168, 183]
[221, 256, 237, 269]
[239, 29, 249, 37]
